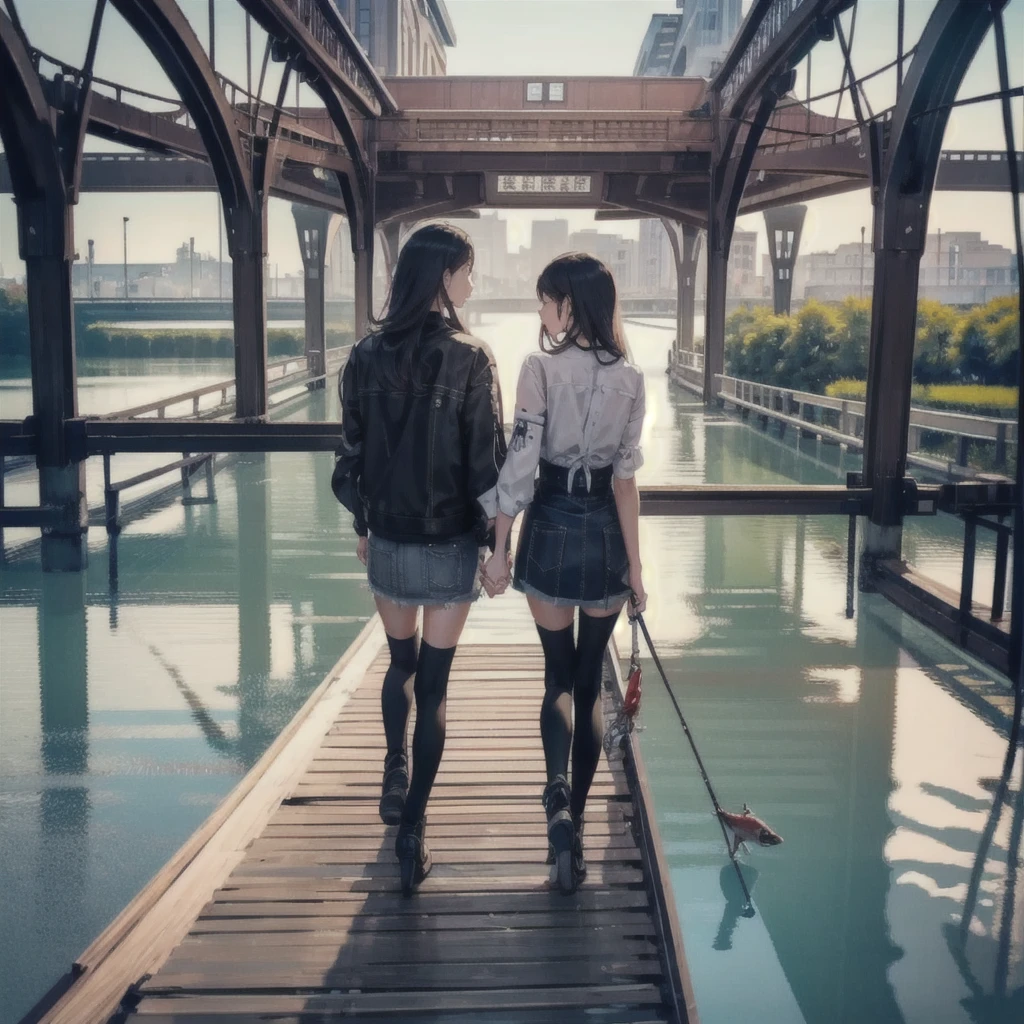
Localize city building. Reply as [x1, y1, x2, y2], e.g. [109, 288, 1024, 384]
[530, 219, 570, 280]
[333, 0, 456, 76]
[638, 219, 675, 295]
[797, 231, 1017, 304]
[70, 240, 228, 299]
[568, 229, 638, 293]
[728, 229, 761, 299]
[634, 0, 743, 79]
[457, 212, 509, 295]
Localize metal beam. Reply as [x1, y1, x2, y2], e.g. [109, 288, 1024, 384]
[237, 0, 396, 117]
[109, 0, 252, 213]
[0, 10, 89, 570]
[662, 221, 702, 360]
[293, 203, 335, 385]
[862, 0, 1008, 554]
[705, 71, 793, 403]
[712, 0, 854, 120]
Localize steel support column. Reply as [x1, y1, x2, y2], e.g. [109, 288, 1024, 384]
[21, 198, 89, 570]
[228, 198, 269, 418]
[705, 72, 793, 403]
[293, 203, 333, 387]
[862, 0, 1006, 562]
[0, 11, 88, 570]
[764, 204, 806, 316]
[662, 220, 702, 361]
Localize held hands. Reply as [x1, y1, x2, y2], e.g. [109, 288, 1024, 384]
[481, 550, 512, 598]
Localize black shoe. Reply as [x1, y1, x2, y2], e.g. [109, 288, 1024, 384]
[542, 775, 574, 895]
[379, 751, 408, 825]
[572, 814, 587, 883]
[395, 816, 431, 896]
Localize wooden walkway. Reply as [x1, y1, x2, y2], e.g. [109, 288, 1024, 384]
[39, 595, 696, 1024]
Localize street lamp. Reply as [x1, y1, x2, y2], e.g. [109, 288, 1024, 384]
[859, 225, 865, 299]
[189, 236, 195, 298]
[122, 217, 129, 299]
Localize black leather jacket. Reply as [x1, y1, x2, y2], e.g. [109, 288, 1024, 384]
[332, 312, 507, 545]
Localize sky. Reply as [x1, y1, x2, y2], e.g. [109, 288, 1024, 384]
[0, 0, 1021, 279]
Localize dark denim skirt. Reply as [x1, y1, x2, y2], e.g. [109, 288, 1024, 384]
[512, 463, 631, 610]
[367, 532, 482, 606]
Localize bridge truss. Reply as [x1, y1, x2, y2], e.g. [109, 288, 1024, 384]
[0, 0, 1020, 721]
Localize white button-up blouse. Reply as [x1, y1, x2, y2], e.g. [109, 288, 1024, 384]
[496, 345, 646, 518]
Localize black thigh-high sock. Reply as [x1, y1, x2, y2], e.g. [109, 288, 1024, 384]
[401, 640, 457, 826]
[570, 611, 620, 820]
[381, 633, 419, 757]
[537, 623, 576, 782]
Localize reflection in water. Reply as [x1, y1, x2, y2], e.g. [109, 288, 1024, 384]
[641, 382, 1018, 1024]
[236, 453, 275, 769]
[36, 573, 91, 1002]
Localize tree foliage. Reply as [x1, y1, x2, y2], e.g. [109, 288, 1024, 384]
[723, 294, 1019, 393]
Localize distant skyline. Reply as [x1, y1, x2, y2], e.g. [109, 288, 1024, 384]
[1, 0, 1021, 283]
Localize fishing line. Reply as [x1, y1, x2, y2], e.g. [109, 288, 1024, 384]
[631, 609, 755, 909]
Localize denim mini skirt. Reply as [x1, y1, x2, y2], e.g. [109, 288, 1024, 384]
[367, 532, 483, 606]
[512, 462, 631, 611]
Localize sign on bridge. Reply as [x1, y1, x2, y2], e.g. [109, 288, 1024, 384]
[497, 174, 592, 194]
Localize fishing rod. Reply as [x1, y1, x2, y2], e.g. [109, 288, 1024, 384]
[630, 608, 757, 910]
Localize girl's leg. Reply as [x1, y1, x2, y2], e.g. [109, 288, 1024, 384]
[527, 595, 576, 782]
[527, 595, 577, 892]
[570, 604, 624, 821]
[373, 597, 419, 757]
[400, 600, 472, 828]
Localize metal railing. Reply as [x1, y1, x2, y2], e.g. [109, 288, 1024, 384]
[960, 513, 1012, 628]
[717, 0, 811, 109]
[714, 373, 1017, 467]
[277, 0, 391, 114]
[378, 115, 705, 146]
[96, 353, 321, 422]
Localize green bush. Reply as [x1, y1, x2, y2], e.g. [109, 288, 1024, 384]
[724, 295, 1019, 398]
[825, 379, 1018, 416]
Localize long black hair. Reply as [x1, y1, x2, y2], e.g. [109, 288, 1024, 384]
[369, 222, 474, 387]
[536, 252, 626, 364]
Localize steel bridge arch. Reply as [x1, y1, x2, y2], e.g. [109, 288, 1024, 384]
[0, 12, 66, 202]
[109, 0, 254, 218]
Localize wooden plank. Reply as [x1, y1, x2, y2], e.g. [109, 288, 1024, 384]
[199, 888, 651, 915]
[246, 834, 637, 852]
[178, 924, 657, 945]
[133, 1010, 669, 1023]
[139, 958, 664, 991]
[259, 820, 630, 837]
[190, 911, 658, 935]
[131, 984, 667, 1015]
[224, 863, 646, 884]
[161, 934, 660, 965]
[133, 1010, 669, 1024]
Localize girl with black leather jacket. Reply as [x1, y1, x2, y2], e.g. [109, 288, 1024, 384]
[482, 253, 647, 894]
[332, 223, 506, 894]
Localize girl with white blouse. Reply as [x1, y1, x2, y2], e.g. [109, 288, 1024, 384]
[483, 253, 647, 894]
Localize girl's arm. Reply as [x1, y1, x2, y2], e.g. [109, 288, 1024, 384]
[613, 475, 645, 613]
[482, 358, 546, 593]
[612, 372, 647, 612]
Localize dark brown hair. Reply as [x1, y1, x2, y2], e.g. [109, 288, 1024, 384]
[536, 252, 626, 364]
